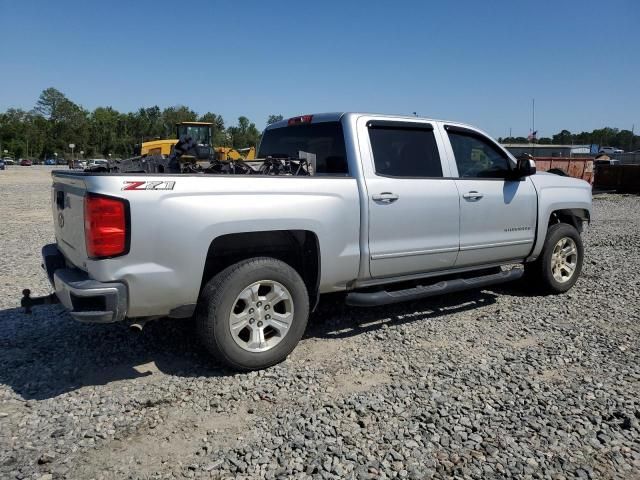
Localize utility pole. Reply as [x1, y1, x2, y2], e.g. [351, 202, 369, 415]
[530, 98, 536, 155]
[69, 143, 75, 168]
[532, 98, 535, 139]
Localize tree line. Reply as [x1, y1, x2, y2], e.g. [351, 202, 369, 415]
[1, 87, 638, 160]
[0, 88, 285, 160]
[499, 127, 638, 152]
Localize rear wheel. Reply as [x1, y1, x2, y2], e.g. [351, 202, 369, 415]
[524, 223, 583, 293]
[197, 257, 309, 370]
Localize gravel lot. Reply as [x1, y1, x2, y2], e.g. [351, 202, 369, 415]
[1, 166, 639, 479]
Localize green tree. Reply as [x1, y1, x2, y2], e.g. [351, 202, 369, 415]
[228, 116, 261, 148]
[267, 114, 283, 125]
[34, 87, 68, 119]
[199, 112, 226, 145]
[161, 106, 197, 138]
[552, 129, 572, 144]
[91, 107, 116, 155]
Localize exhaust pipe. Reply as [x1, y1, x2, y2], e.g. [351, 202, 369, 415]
[129, 316, 161, 332]
[129, 321, 146, 332]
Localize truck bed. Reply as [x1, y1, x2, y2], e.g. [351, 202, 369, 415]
[51, 170, 362, 317]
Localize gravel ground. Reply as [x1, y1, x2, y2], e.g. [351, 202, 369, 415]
[1, 166, 639, 480]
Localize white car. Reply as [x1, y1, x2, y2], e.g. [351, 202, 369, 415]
[86, 159, 109, 170]
[599, 147, 624, 155]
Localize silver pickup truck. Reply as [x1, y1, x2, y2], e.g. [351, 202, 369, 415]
[37, 112, 592, 370]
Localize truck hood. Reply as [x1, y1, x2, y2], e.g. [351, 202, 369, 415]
[529, 171, 592, 192]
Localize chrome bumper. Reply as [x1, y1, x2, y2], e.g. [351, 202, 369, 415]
[42, 244, 128, 323]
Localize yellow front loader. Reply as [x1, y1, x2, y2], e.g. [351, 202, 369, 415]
[140, 123, 256, 161]
[140, 122, 213, 156]
[214, 146, 256, 161]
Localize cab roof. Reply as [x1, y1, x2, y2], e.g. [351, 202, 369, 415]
[265, 112, 465, 130]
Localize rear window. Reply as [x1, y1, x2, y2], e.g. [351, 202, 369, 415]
[258, 122, 349, 175]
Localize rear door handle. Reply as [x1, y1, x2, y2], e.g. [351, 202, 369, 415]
[462, 191, 483, 200]
[372, 192, 399, 203]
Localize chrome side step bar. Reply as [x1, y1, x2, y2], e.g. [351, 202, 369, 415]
[345, 268, 523, 307]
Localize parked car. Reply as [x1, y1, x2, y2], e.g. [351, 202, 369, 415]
[85, 158, 109, 171]
[599, 147, 624, 155]
[3, 157, 15, 165]
[34, 112, 592, 370]
[0, 159, 5, 170]
[44, 158, 56, 165]
[20, 159, 32, 166]
[594, 159, 621, 167]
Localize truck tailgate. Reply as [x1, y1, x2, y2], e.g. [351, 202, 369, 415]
[52, 172, 88, 270]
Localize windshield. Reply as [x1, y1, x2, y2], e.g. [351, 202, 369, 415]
[258, 122, 348, 175]
[177, 125, 212, 145]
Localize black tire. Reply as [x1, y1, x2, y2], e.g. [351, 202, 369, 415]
[524, 223, 584, 293]
[197, 257, 309, 370]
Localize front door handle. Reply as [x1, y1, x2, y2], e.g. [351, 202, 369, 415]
[462, 191, 483, 200]
[372, 192, 399, 203]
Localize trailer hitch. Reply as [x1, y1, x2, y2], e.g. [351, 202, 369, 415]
[21, 289, 60, 314]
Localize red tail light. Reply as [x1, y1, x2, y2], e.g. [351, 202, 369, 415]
[288, 115, 313, 125]
[84, 194, 129, 258]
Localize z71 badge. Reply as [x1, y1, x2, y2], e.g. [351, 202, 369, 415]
[122, 181, 176, 191]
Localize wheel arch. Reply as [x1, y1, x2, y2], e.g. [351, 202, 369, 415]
[199, 230, 321, 309]
[548, 208, 590, 232]
[527, 206, 590, 262]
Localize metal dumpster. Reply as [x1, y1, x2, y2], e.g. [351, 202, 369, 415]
[594, 164, 640, 193]
[534, 157, 594, 184]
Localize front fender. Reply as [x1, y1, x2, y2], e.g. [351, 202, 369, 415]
[528, 175, 592, 261]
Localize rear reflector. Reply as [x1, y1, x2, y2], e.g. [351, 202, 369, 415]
[84, 194, 129, 258]
[288, 115, 313, 125]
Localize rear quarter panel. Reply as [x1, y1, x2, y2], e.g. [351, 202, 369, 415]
[82, 175, 361, 317]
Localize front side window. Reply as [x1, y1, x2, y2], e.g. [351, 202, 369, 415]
[447, 130, 511, 178]
[368, 126, 443, 177]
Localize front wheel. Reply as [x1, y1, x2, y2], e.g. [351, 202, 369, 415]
[197, 257, 309, 370]
[525, 223, 584, 293]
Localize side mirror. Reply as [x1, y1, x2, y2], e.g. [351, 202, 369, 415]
[515, 154, 536, 178]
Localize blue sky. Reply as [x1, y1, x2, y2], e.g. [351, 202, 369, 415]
[0, 0, 638, 137]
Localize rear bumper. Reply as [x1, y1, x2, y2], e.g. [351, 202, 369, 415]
[43, 244, 128, 323]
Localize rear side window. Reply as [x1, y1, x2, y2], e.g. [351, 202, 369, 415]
[258, 122, 348, 175]
[447, 129, 511, 178]
[368, 125, 443, 177]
